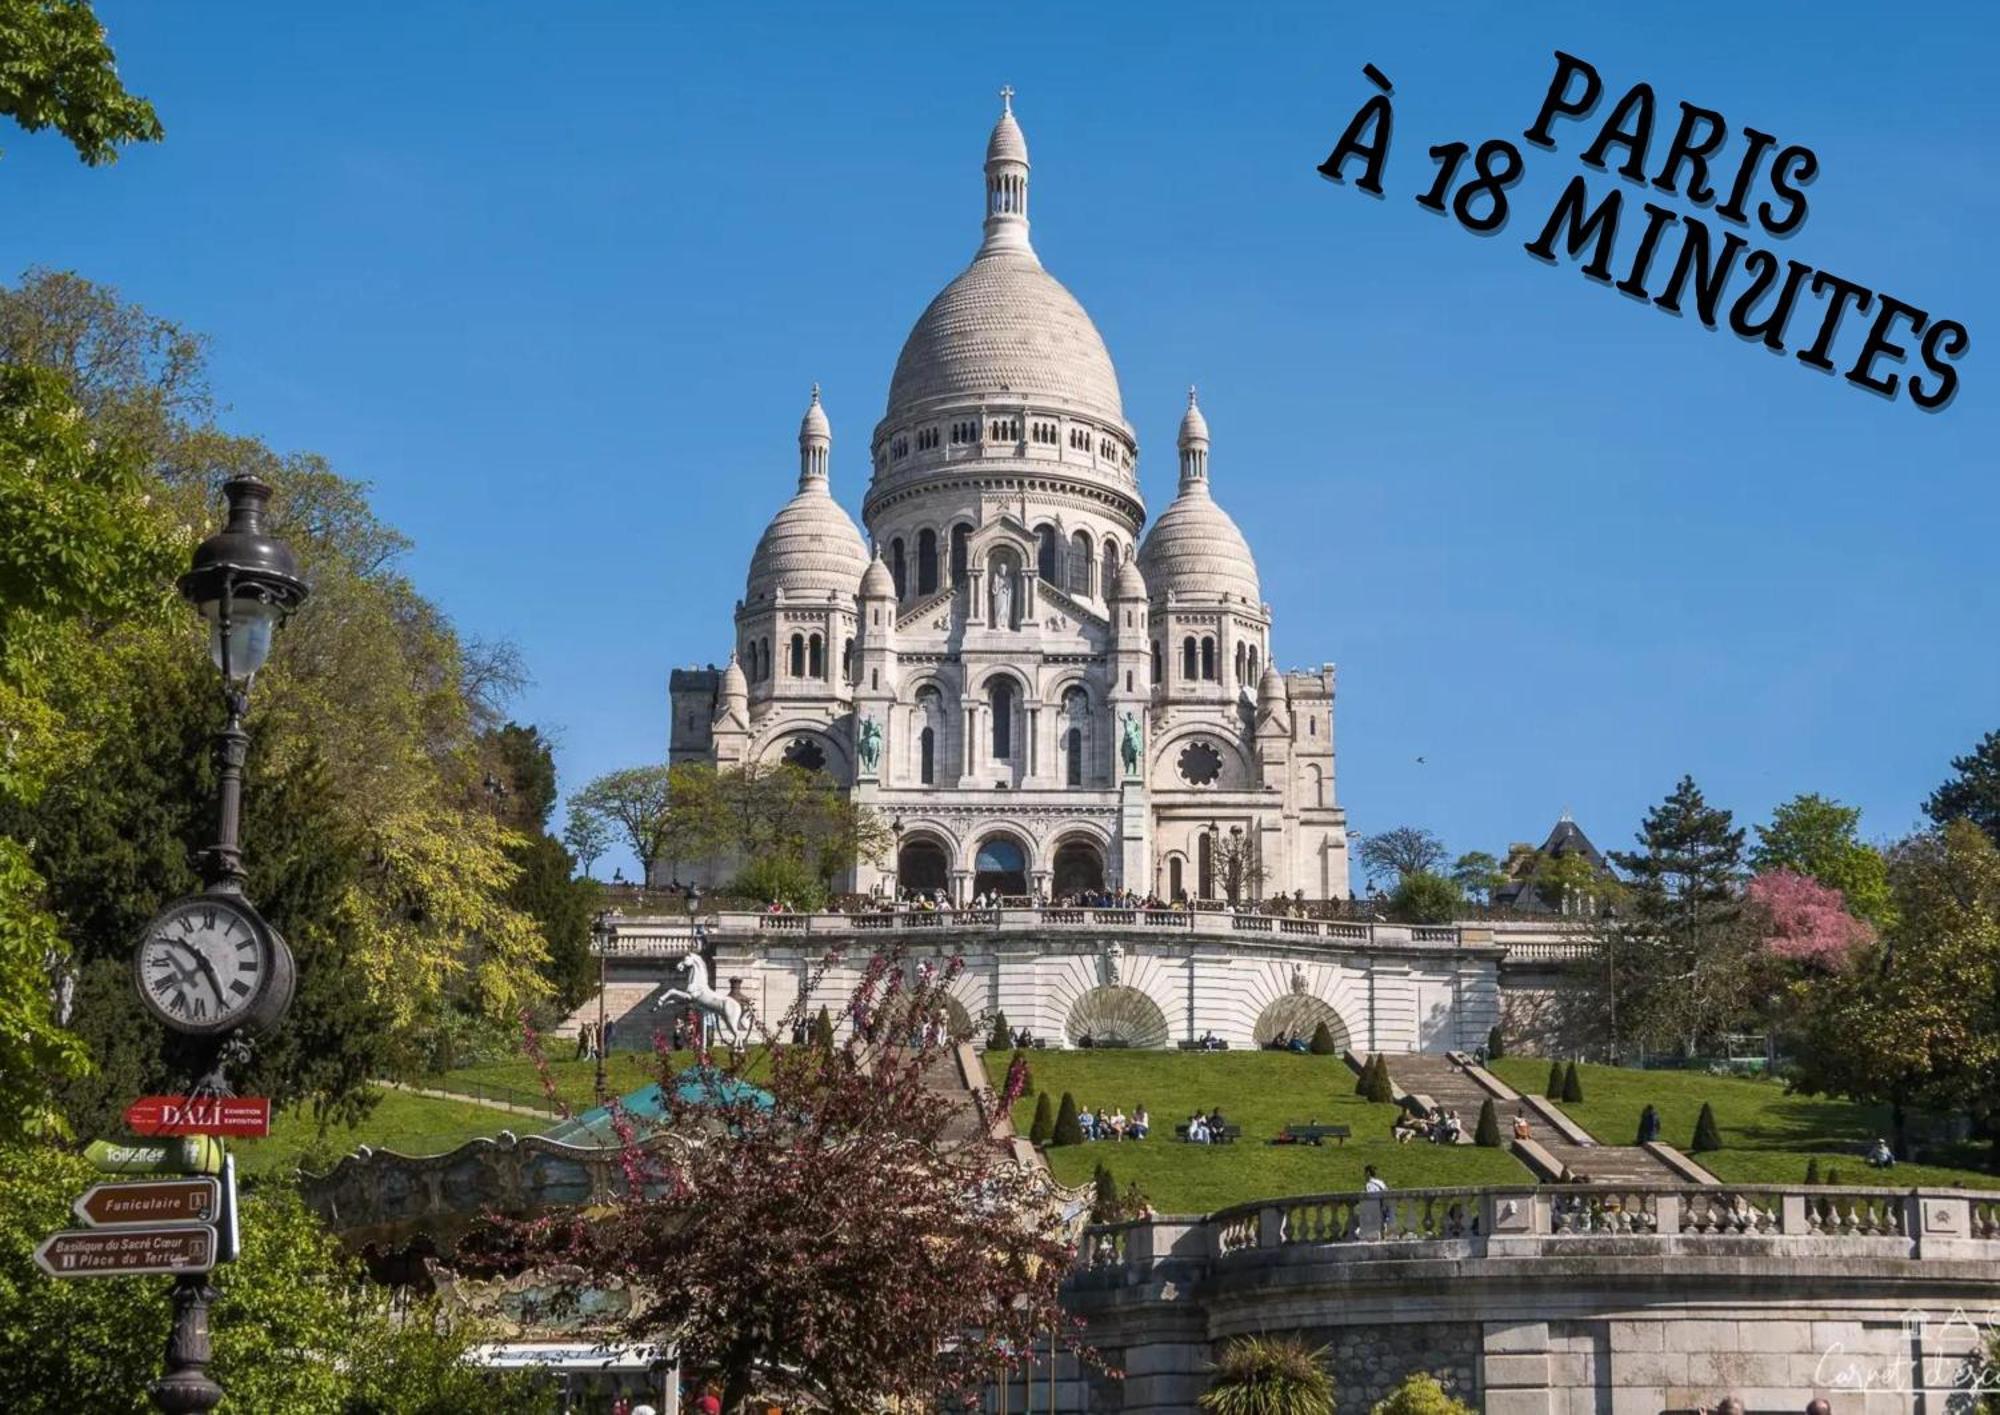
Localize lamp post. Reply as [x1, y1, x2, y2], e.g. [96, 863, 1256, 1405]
[685, 885, 705, 1050]
[146, 475, 308, 1415]
[891, 817, 904, 903]
[591, 909, 616, 1101]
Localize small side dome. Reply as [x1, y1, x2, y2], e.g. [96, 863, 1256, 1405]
[1112, 557, 1148, 601]
[721, 652, 748, 700]
[1178, 385, 1210, 448]
[987, 88, 1029, 166]
[1258, 662, 1287, 705]
[859, 548, 896, 599]
[1139, 390, 1260, 605]
[745, 388, 869, 604]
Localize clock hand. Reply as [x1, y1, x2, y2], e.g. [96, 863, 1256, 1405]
[182, 941, 230, 1008]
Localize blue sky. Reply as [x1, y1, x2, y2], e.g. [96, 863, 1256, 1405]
[8, 2, 1993, 878]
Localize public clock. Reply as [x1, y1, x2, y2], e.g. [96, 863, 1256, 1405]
[133, 893, 294, 1036]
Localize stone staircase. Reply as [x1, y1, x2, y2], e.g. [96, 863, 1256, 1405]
[1369, 1052, 1697, 1184]
[553, 982, 667, 1044]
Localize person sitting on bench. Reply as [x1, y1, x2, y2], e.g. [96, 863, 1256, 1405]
[1207, 1107, 1228, 1139]
[1187, 1112, 1211, 1144]
[1130, 1104, 1149, 1140]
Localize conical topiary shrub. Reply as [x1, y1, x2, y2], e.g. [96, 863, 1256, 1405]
[1198, 1335, 1336, 1415]
[1804, 1156, 1822, 1186]
[1052, 1090, 1083, 1147]
[987, 1010, 1012, 1051]
[1367, 1055, 1396, 1105]
[1475, 1098, 1502, 1147]
[1029, 1091, 1055, 1145]
[1309, 1021, 1338, 1055]
[1092, 1162, 1119, 1222]
[1825, 1165, 1843, 1186]
[811, 1005, 834, 1050]
[1354, 1055, 1374, 1096]
[1486, 1024, 1505, 1061]
[1691, 1100, 1722, 1153]
[1560, 1060, 1583, 1104]
[1545, 1060, 1565, 1099]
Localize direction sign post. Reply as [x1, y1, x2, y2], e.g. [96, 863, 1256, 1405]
[33, 1225, 217, 1279]
[73, 1177, 221, 1229]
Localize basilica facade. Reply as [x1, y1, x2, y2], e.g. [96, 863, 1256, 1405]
[668, 93, 1351, 906]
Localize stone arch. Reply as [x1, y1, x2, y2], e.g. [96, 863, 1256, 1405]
[896, 832, 952, 896]
[1065, 985, 1170, 1049]
[971, 831, 1031, 898]
[1252, 994, 1352, 1050]
[758, 724, 853, 784]
[1150, 726, 1254, 792]
[1051, 834, 1106, 897]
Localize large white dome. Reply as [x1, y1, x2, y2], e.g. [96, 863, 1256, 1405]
[885, 250, 1125, 427]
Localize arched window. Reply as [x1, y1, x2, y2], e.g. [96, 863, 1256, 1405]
[1036, 525, 1059, 583]
[1169, 856, 1184, 902]
[759, 638, 770, 682]
[1065, 727, 1083, 786]
[1100, 537, 1119, 594]
[1310, 762, 1324, 806]
[808, 634, 825, 679]
[890, 538, 907, 599]
[1201, 637, 1216, 681]
[950, 524, 970, 587]
[842, 637, 854, 683]
[1152, 641, 1163, 684]
[1068, 530, 1093, 597]
[989, 680, 1013, 759]
[917, 529, 938, 595]
[1182, 637, 1197, 682]
[1198, 831, 1215, 900]
[1235, 642, 1247, 685]
[919, 726, 935, 785]
[1249, 645, 1259, 681]
[789, 634, 805, 678]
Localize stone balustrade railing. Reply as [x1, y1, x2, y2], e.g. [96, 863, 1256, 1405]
[592, 908, 1456, 955]
[1072, 1184, 2000, 1278]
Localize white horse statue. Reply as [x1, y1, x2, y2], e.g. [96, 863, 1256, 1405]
[655, 953, 756, 1048]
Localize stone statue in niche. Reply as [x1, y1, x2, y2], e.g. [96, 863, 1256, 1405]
[991, 564, 1013, 628]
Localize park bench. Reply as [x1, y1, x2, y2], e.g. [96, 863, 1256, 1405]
[1080, 1037, 1132, 1049]
[1175, 1039, 1232, 1051]
[1174, 1123, 1242, 1144]
[1272, 1123, 1351, 1147]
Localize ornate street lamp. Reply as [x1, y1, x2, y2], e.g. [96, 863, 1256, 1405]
[591, 909, 618, 1101]
[139, 475, 308, 1415]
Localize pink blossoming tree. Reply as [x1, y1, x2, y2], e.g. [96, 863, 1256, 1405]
[1748, 869, 1874, 970]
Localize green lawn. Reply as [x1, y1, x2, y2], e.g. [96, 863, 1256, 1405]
[233, 1089, 542, 1178]
[984, 1051, 1533, 1215]
[1487, 1058, 2000, 1192]
[424, 1054, 667, 1113]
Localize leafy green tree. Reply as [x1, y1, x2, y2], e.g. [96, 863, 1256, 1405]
[0, 0, 162, 165]
[1028, 1091, 1054, 1145]
[1388, 870, 1461, 925]
[1474, 1098, 1502, 1147]
[571, 764, 677, 881]
[1532, 849, 1620, 915]
[733, 851, 825, 912]
[1451, 850, 1505, 905]
[1309, 1021, 1338, 1055]
[1052, 1090, 1083, 1146]
[0, 1143, 545, 1411]
[1927, 730, 2000, 847]
[1561, 1060, 1583, 1103]
[1371, 1372, 1473, 1415]
[1790, 821, 2000, 1162]
[1753, 793, 1894, 926]
[1199, 1334, 1336, 1415]
[561, 801, 612, 878]
[1359, 825, 1446, 885]
[1691, 1101, 1722, 1152]
[1608, 776, 1753, 1052]
[483, 723, 599, 1007]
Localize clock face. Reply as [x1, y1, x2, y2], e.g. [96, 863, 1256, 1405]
[134, 895, 281, 1036]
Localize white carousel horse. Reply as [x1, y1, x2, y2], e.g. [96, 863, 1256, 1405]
[654, 952, 755, 1048]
